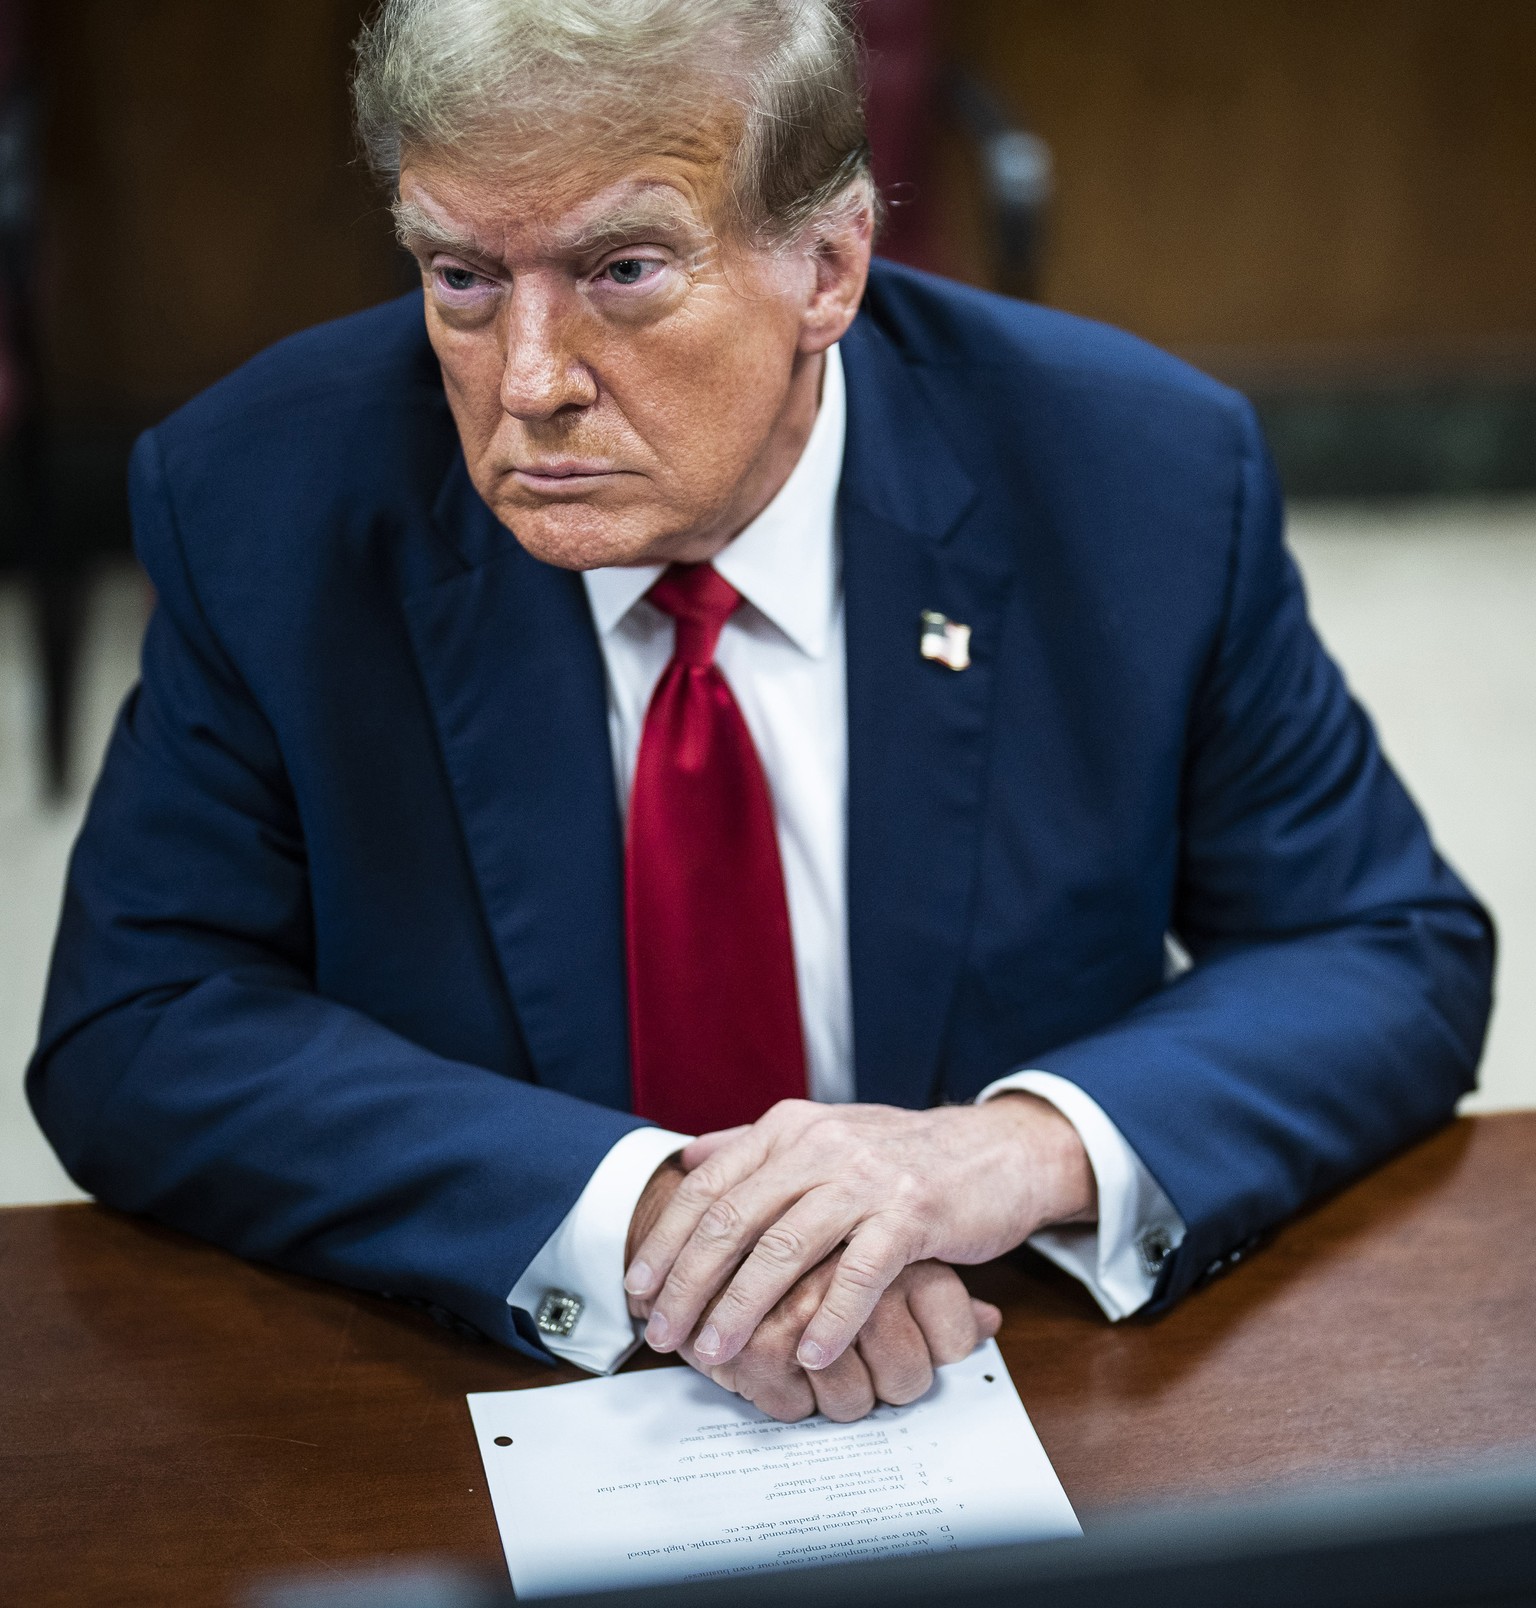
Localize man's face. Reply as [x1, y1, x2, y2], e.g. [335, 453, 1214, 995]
[399, 120, 868, 570]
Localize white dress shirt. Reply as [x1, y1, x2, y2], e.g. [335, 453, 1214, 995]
[509, 344, 1186, 1372]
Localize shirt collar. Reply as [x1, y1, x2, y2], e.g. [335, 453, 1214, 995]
[581, 342, 845, 659]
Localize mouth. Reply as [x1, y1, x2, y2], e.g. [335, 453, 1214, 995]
[510, 461, 624, 495]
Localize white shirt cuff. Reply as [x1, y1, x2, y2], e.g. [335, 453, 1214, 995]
[507, 1125, 692, 1374]
[975, 1069, 1185, 1321]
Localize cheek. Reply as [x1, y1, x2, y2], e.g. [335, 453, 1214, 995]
[427, 318, 506, 447]
[610, 301, 798, 482]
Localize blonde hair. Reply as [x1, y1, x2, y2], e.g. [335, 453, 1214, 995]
[352, 0, 873, 241]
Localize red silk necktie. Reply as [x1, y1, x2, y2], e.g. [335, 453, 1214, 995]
[625, 563, 808, 1134]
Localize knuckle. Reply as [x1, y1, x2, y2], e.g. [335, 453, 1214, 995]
[737, 1312, 781, 1355]
[697, 1197, 745, 1244]
[837, 1252, 894, 1295]
[890, 1183, 939, 1233]
[673, 1172, 718, 1212]
[880, 1365, 932, 1407]
[784, 1284, 822, 1327]
[759, 1380, 813, 1422]
[931, 1321, 976, 1366]
[890, 1169, 926, 1207]
[771, 1402, 814, 1424]
[754, 1221, 808, 1269]
[759, 1306, 804, 1354]
[818, 1183, 857, 1219]
[805, 1113, 850, 1156]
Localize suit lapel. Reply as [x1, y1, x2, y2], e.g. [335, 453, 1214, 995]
[840, 318, 1014, 1110]
[401, 457, 631, 1111]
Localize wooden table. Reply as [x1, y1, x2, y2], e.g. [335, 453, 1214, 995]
[5, 1114, 1536, 1607]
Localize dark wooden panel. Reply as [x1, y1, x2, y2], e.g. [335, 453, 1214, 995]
[4, 1114, 1535, 1607]
[36, 0, 402, 423]
[31, 1, 1536, 413]
[945, 0, 1536, 360]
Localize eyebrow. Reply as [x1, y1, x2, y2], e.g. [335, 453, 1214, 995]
[393, 189, 712, 265]
[392, 200, 488, 261]
[556, 196, 712, 256]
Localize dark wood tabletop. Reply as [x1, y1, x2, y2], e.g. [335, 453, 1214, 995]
[5, 1112, 1535, 1608]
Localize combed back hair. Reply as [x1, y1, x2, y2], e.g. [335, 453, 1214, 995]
[352, 0, 874, 243]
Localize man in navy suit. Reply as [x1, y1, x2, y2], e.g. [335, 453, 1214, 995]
[30, 0, 1492, 1423]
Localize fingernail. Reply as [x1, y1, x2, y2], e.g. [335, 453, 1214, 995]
[645, 1311, 671, 1349]
[624, 1261, 653, 1296]
[696, 1324, 721, 1358]
[797, 1339, 827, 1370]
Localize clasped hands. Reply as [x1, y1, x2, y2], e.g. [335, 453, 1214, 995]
[623, 1095, 1096, 1422]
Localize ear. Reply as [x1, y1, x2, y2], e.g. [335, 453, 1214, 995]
[796, 192, 875, 355]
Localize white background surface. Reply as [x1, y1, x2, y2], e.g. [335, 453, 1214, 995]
[3, 498, 1533, 1205]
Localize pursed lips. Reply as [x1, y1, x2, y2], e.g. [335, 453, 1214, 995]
[510, 460, 627, 494]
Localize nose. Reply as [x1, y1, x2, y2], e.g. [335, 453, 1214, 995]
[499, 283, 597, 420]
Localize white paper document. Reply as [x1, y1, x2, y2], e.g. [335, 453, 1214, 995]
[467, 1339, 1079, 1597]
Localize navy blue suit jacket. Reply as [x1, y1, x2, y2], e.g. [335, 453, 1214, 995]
[30, 262, 1494, 1360]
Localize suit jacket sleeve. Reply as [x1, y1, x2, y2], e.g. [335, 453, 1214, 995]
[1036, 399, 1495, 1311]
[26, 430, 648, 1360]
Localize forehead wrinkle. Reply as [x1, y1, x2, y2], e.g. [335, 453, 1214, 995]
[552, 188, 715, 256]
[398, 174, 720, 268]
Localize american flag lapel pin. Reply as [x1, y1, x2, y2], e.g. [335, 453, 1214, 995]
[919, 610, 972, 671]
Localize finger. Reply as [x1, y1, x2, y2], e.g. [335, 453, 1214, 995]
[680, 1127, 752, 1169]
[753, 1375, 818, 1422]
[905, 1262, 984, 1367]
[809, 1343, 877, 1423]
[972, 1298, 1003, 1341]
[673, 1313, 742, 1393]
[732, 1343, 818, 1423]
[723, 1260, 834, 1423]
[623, 1126, 775, 1318]
[707, 1361, 741, 1395]
[855, 1291, 934, 1407]
[684, 1186, 859, 1367]
[625, 1102, 822, 1310]
[796, 1220, 913, 1371]
[645, 1151, 861, 1360]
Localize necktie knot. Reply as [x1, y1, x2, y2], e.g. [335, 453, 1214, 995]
[646, 563, 742, 668]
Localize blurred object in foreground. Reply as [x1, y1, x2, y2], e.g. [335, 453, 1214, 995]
[0, 0, 78, 800]
[858, 0, 1052, 299]
[246, 1561, 504, 1608]
[244, 1456, 1536, 1608]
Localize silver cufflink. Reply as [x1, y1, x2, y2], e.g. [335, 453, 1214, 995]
[536, 1290, 584, 1338]
[1137, 1229, 1175, 1279]
[920, 610, 972, 671]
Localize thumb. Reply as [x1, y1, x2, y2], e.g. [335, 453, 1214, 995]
[681, 1126, 752, 1169]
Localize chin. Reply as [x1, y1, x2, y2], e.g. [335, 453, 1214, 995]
[491, 494, 673, 572]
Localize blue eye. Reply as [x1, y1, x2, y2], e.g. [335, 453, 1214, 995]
[439, 267, 480, 292]
[606, 258, 651, 285]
